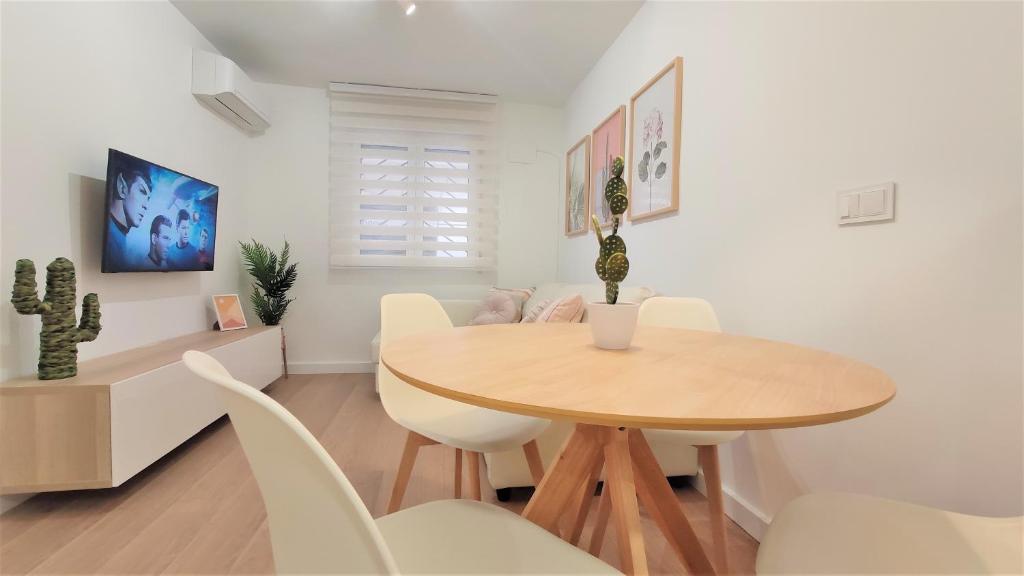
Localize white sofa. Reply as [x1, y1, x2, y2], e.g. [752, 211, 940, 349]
[370, 283, 699, 497]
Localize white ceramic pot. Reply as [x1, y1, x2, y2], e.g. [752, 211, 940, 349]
[586, 301, 640, 350]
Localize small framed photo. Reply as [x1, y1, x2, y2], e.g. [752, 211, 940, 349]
[564, 135, 591, 237]
[213, 294, 247, 331]
[629, 57, 683, 223]
[590, 105, 626, 230]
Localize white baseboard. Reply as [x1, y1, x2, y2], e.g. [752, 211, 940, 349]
[288, 361, 375, 374]
[691, 472, 770, 542]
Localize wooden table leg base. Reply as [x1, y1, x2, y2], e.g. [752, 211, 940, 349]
[523, 424, 604, 535]
[604, 427, 648, 575]
[524, 424, 718, 576]
[565, 454, 604, 545]
[588, 481, 613, 556]
[629, 429, 716, 576]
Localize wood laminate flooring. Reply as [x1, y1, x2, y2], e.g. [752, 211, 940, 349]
[0, 374, 758, 574]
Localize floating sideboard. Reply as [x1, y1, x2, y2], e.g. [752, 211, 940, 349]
[1, 325, 282, 494]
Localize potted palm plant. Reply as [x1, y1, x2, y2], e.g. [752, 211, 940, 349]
[239, 239, 299, 375]
[589, 156, 638, 349]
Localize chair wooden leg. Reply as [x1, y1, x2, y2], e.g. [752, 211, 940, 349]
[454, 448, 463, 499]
[603, 428, 647, 575]
[522, 439, 546, 486]
[588, 480, 612, 556]
[387, 431, 435, 514]
[468, 450, 482, 501]
[698, 445, 729, 573]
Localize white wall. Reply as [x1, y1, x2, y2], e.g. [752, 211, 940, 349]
[246, 83, 562, 372]
[1, 1, 251, 511]
[560, 1, 1023, 530]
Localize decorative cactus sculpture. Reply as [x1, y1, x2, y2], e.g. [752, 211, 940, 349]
[593, 156, 630, 304]
[11, 258, 101, 380]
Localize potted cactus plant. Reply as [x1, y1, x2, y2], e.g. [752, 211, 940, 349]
[588, 155, 638, 349]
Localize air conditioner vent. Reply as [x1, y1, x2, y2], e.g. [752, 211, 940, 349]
[192, 49, 270, 134]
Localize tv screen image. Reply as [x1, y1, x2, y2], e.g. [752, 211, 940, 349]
[102, 149, 219, 273]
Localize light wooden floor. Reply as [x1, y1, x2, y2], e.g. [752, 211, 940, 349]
[0, 374, 758, 575]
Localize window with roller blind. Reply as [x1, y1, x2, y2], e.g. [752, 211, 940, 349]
[328, 83, 499, 269]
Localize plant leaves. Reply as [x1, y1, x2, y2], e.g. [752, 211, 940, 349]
[655, 161, 667, 179]
[240, 238, 299, 325]
[653, 141, 667, 161]
[638, 161, 649, 183]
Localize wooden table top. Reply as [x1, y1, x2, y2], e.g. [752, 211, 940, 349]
[381, 323, 895, 430]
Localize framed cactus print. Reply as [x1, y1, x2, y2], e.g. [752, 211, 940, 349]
[628, 57, 682, 222]
[565, 135, 591, 237]
[590, 106, 626, 230]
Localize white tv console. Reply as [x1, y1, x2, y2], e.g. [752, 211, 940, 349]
[0, 326, 282, 494]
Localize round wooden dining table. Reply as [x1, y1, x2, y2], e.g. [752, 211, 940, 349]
[382, 323, 896, 576]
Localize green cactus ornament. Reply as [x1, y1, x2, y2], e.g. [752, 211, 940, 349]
[11, 258, 101, 380]
[593, 156, 630, 304]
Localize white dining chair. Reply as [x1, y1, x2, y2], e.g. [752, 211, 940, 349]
[182, 350, 620, 575]
[756, 492, 1023, 574]
[379, 293, 550, 511]
[636, 296, 744, 573]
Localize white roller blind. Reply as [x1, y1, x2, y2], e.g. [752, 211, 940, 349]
[329, 84, 499, 269]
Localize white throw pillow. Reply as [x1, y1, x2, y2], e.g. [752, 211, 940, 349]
[520, 298, 552, 323]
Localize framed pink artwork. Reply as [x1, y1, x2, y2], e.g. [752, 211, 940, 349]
[213, 294, 248, 331]
[590, 105, 626, 229]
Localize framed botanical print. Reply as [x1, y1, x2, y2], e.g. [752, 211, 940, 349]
[564, 135, 591, 237]
[628, 57, 683, 222]
[590, 106, 626, 229]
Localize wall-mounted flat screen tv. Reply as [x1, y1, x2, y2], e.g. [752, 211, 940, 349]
[102, 149, 219, 272]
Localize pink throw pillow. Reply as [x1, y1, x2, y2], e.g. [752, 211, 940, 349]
[470, 291, 519, 325]
[534, 294, 585, 323]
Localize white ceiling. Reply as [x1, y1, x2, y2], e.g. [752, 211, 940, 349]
[172, 0, 643, 106]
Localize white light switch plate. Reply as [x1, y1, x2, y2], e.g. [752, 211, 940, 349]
[838, 182, 895, 225]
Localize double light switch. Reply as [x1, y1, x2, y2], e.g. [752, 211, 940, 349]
[838, 182, 894, 225]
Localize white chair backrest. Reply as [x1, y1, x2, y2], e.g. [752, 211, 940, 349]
[638, 296, 722, 332]
[378, 293, 455, 421]
[182, 351, 399, 575]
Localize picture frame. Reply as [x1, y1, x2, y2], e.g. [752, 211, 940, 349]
[590, 105, 626, 230]
[212, 294, 248, 331]
[564, 135, 591, 237]
[628, 57, 683, 223]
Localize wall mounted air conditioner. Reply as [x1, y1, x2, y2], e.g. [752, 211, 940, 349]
[192, 49, 270, 134]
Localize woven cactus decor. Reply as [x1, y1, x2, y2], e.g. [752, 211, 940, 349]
[592, 156, 630, 304]
[11, 258, 101, 380]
